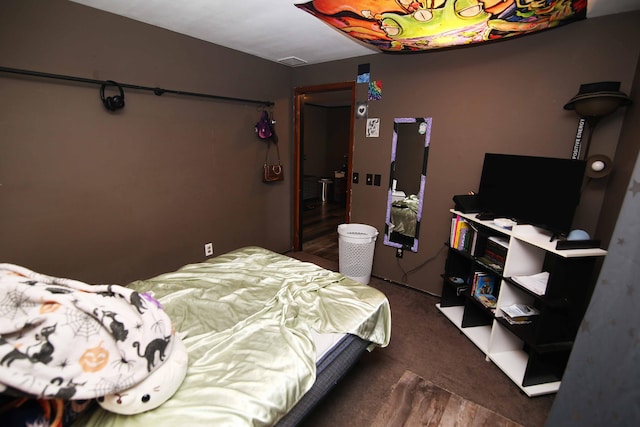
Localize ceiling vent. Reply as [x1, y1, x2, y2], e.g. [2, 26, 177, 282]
[277, 56, 308, 67]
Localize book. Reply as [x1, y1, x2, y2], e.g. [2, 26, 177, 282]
[474, 274, 495, 297]
[502, 315, 532, 325]
[470, 271, 486, 294]
[483, 236, 508, 268]
[460, 223, 478, 254]
[449, 216, 479, 255]
[476, 256, 504, 273]
[456, 224, 469, 250]
[468, 224, 479, 256]
[475, 294, 497, 309]
[500, 303, 540, 324]
[453, 219, 469, 249]
[471, 271, 497, 309]
[450, 216, 459, 247]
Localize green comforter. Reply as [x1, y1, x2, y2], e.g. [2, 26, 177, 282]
[81, 246, 391, 427]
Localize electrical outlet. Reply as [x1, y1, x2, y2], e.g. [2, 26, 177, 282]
[396, 248, 403, 258]
[204, 242, 213, 257]
[366, 174, 373, 185]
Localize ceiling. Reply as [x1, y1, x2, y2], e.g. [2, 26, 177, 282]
[72, 1, 640, 67]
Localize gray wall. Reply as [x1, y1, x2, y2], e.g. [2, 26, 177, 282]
[0, 0, 293, 284]
[293, 12, 640, 295]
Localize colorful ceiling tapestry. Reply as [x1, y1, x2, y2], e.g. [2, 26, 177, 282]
[296, 1, 587, 52]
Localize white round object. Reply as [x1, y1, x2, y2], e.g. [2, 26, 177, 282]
[591, 160, 606, 172]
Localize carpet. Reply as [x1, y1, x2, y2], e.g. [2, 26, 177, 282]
[372, 371, 524, 427]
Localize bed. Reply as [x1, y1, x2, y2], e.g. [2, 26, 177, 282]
[1, 246, 391, 427]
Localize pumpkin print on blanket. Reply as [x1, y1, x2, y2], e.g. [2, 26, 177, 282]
[79, 342, 110, 373]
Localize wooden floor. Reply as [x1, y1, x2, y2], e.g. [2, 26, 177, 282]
[371, 371, 524, 427]
[301, 198, 345, 264]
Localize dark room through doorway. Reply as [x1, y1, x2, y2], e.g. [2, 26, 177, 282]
[293, 83, 355, 262]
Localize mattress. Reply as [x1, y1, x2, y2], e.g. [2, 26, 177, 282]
[275, 334, 369, 427]
[313, 330, 347, 361]
[77, 246, 391, 427]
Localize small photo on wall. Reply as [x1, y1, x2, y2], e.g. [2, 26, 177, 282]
[355, 102, 368, 119]
[368, 80, 382, 101]
[357, 63, 370, 83]
[366, 118, 380, 138]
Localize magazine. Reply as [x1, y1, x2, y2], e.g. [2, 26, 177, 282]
[500, 303, 540, 324]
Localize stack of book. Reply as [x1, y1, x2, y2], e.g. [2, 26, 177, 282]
[477, 236, 508, 273]
[500, 303, 540, 325]
[471, 271, 497, 309]
[450, 215, 479, 255]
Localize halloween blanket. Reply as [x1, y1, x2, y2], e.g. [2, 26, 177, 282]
[0, 264, 177, 400]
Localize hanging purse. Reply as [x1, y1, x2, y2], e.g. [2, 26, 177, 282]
[255, 109, 278, 143]
[255, 110, 273, 140]
[263, 141, 284, 183]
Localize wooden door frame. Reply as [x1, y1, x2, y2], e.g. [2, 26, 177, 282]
[293, 82, 356, 251]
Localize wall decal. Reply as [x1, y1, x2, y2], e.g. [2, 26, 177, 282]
[356, 102, 368, 119]
[296, 1, 586, 52]
[366, 118, 380, 137]
[368, 80, 382, 101]
[357, 63, 370, 83]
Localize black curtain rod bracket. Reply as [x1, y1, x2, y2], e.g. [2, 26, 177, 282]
[0, 66, 274, 107]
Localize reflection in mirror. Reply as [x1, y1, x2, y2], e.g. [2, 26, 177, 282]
[384, 117, 432, 252]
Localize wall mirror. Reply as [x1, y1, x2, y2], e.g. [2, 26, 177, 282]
[384, 117, 432, 252]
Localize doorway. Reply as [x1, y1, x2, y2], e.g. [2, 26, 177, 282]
[293, 82, 355, 260]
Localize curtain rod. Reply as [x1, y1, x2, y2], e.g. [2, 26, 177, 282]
[0, 66, 275, 107]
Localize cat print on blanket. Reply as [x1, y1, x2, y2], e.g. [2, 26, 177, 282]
[1, 324, 57, 367]
[44, 377, 86, 400]
[133, 335, 172, 372]
[94, 309, 129, 342]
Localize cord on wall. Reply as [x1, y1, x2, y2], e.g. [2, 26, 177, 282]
[372, 273, 441, 298]
[391, 242, 448, 295]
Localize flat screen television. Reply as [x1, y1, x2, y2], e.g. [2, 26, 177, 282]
[477, 153, 586, 238]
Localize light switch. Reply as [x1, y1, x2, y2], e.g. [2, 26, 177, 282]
[366, 174, 373, 185]
[353, 172, 359, 184]
[374, 174, 381, 186]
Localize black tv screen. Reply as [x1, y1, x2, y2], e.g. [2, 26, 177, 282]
[477, 153, 586, 237]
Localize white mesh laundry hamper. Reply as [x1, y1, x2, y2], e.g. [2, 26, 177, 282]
[337, 223, 379, 285]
